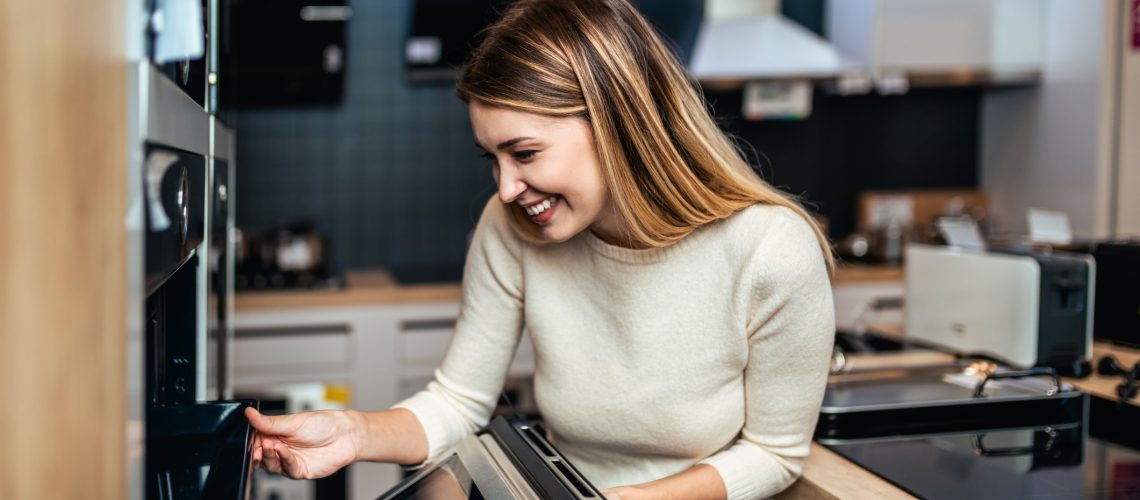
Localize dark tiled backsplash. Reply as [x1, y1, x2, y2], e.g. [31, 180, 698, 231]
[235, 0, 494, 281]
[235, 0, 979, 281]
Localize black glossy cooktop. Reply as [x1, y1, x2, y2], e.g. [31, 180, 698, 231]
[827, 397, 1140, 499]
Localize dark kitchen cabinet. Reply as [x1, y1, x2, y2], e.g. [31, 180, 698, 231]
[219, 0, 349, 108]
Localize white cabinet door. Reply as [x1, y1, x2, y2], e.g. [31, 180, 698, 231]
[233, 305, 404, 500]
[833, 281, 905, 332]
[828, 0, 1044, 72]
[233, 298, 539, 500]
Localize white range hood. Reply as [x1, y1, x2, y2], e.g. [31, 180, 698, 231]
[689, 0, 845, 83]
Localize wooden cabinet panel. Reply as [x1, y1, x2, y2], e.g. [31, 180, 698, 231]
[0, 0, 127, 498]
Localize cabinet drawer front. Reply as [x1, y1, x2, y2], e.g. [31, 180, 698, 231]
[234, 324, 352, 371]
[398, 318, 456, 367]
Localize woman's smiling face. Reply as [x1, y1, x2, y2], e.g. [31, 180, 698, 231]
[470, 101, 624, 243]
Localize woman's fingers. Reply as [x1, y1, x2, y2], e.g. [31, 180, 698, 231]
[276, 442, 306, 479]
[251, 433, 263, 466]
[261, 442, 282, 474]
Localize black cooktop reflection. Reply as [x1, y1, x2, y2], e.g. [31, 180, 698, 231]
[828, 414, 1140, 499]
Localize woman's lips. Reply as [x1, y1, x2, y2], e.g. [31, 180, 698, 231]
[528, 196, 559, 224]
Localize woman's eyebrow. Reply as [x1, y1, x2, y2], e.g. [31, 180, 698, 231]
[496, 137, 535, 150]
[474, 136, 537, 152]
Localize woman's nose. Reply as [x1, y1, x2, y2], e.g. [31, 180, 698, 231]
[497, 167, 527, 204]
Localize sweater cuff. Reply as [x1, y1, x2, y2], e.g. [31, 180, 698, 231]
[391, 391, 459, 468]
[699, 441, 799, 500]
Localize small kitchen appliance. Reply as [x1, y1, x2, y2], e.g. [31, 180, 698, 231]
[904, 244, 1094, 376]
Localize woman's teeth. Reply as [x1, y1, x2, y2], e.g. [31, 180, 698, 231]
[525, 197, 557, 216]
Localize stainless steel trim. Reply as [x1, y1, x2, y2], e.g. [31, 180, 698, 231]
[145, 63, 210, 155]
[476, 434, 541, 500]
[455, 436, 532, 500]
[126, 3, 147, 499]
[212, 120, 233, 161]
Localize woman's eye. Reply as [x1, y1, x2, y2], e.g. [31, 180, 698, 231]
[513, 150, 537, 161]
[479, 152, 495, 160]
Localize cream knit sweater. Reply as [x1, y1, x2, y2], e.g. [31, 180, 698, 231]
[394, 198, 835, 499]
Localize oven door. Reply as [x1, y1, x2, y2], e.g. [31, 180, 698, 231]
[144, 141, 257, 499]
[377, 417, 603, 500]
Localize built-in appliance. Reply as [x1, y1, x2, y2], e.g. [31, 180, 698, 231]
[905, 244, 1094, 376]
[147, 0, 210, 108]
[219, 0, 350, 107]
[377, 417, 604, 499]
[143, 140, 258, 499]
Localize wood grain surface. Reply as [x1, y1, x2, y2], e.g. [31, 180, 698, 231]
[0, 0, 127, 497]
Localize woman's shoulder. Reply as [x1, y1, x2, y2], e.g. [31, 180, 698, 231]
[721, 203, 820, 248]
[715, 203, 828, 278]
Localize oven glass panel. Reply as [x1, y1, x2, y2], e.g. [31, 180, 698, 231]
[391, 456, 484, 500]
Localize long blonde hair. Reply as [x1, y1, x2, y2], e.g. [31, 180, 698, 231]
[457, 0, 834, 272]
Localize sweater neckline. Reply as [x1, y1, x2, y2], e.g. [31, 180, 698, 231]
[579, 223, 713, 264]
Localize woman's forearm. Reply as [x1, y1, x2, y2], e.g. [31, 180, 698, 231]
[348, 408, 429, 466]
[610, 463, 727, 500]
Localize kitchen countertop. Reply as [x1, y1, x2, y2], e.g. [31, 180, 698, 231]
[234, 269, 462, 311]
[234, 264, 902, 311]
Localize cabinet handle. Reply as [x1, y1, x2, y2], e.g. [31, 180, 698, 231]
[400, 318, 457, 333]
[235, 324, 349, 338]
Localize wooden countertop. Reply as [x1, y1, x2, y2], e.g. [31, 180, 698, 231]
[234, 264, 902, 311]
[778, 444, 915, 499]
[235, 269, 461, 311]
[831, 263, 904, 284]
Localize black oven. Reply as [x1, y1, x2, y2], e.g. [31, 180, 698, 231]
[143, 142, 257, 499]
[146, 0, 210, 108]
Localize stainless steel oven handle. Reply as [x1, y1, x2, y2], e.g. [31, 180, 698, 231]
[176, 166, 189, 245]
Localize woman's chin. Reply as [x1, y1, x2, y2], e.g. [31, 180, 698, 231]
[540, 224, 579, 243]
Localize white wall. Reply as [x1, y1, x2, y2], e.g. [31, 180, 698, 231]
[980, 0, 1117, 238]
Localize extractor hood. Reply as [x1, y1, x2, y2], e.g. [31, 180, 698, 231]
[688, 0, 845, 84]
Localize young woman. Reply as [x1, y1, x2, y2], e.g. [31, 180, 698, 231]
[245, 0, 836, 498]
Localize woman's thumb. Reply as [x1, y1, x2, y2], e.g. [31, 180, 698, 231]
[245, 406, 294, 435]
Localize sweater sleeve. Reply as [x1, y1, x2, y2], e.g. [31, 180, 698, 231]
[698, 212, 835, 499]
[391, 198, 527, 464]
